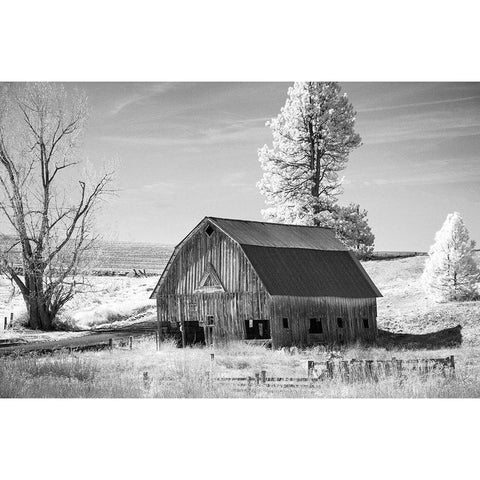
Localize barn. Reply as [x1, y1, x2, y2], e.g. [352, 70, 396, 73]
[150, 217, 382, 348]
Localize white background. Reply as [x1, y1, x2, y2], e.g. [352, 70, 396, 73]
[1, 1, 479, 479]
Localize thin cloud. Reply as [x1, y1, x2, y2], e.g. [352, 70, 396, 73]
[370, 168, 480, 187]
[358, 95, 480, 113]
[108, 83, 174, 116]
[97, 116, 268, 147]
[365, 123, 480, 146]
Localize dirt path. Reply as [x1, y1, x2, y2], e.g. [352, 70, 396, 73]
[0, 322, 157, 356]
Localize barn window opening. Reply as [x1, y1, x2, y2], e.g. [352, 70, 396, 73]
[337, 318, 344, 329]
[244, 320, 271, 340]
[309, 318, 323, 334]
[363, 318, 369, 329]
[282, 318, 289, 329]
[205, 224, 214, 236]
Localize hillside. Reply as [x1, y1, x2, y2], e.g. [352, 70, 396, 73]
[363, 253, 480, 345]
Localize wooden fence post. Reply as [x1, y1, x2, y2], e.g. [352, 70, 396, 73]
[350, 359, 357, 381]
[181, 320, 186, 349]
[261, 370, 266, 384]
[412, 359, 419, 373]
[326, 361, 334, 379]
[129, 336, 133, 350]
[3, 317, 6, 330]
[423, 359, 429, 374]
[108, 338, 113, 351]
[255, 373, 260, 385]
[366, 360, 373, 380]
[10, 312, 13, 329]
[210, 353, 215, 381]
[449, 355, 455, 377]
[384, 360, 391, 377]
[143, 371, 150, 389]
[307, 360, 315, 378]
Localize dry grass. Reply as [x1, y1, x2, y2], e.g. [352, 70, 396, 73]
[363, 253, 480, 344]
[1, 337, 479, 398]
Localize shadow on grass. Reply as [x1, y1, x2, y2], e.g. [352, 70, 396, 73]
[377, 325, 462, 350]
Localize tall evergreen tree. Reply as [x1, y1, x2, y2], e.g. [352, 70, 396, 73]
[258, 82, 362, 226]
[333, 203, 375, 259]
[422, 212, 480, 301]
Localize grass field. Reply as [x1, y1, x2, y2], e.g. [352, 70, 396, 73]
[1, 338, 479, 398]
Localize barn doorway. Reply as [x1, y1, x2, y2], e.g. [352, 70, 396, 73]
[244, 320, 271, 340]
[183, 321, 206, 346]
[336, 317, 347, 345]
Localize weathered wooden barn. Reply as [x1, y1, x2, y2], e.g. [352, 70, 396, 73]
[150, 217, 382, 348]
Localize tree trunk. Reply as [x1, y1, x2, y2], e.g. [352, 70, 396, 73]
[27, 296, 54, 330]
[24, 271, 54, 330]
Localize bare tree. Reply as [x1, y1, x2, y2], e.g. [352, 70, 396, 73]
[0, 83, 112, 330]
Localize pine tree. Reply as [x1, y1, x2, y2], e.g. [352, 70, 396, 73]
[422, 212, 480, 302]
[258, 82, 361, 226]
[333, 203, 375, 259]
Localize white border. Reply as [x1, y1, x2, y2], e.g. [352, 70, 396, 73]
[1, 1, 478, 478]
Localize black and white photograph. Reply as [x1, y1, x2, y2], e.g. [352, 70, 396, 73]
[2, 80, 479, 398]
[1, 2, 479, 479]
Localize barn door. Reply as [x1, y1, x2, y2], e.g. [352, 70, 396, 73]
[204, 315, 215, 347]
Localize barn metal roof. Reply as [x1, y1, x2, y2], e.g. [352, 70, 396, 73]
[240, 245, 382, 298]
[150, 216, 381, 299]
[209, 217, 347, 250]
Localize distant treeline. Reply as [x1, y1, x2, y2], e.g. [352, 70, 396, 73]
[368, 251, 427, 261]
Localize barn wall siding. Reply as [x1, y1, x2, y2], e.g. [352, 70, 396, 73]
[271, 296, 377, 347]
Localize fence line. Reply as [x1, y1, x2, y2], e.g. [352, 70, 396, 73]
[209, 356, 456, 387]
[142, 355, 456, 390]
[1, 312, 14, 331]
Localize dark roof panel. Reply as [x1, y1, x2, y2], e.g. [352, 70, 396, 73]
[209, 217, 346, 251]
[240, 245, 382, 298]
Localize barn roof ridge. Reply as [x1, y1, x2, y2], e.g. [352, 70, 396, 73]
[207, 216, 346, 251]
[205, 216, 335, 231]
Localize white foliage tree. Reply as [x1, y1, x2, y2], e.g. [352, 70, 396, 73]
[0, 83, 113, 330]
[257, 82, 362, 226]
[422, 212, 480, 302]
[333, 203, 375, 259]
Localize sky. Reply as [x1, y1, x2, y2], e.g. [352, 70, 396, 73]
[73, 82, 480, 251]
